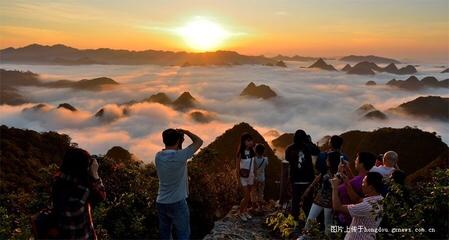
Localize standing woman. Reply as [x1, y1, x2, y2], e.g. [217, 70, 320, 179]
[235, 132, 256, 221]
[52, 147, 106, 239]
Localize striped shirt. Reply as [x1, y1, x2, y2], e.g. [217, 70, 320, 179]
[345, 195, 383, 240]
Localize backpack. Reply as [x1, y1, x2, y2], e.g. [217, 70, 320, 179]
[30, 208, 60, 239]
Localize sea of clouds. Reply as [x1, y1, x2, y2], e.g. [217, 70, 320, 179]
[1, 61, 448, 162]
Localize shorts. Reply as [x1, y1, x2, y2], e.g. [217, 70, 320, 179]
[253, 181, 265, 201]
[240, 176, 254, 187]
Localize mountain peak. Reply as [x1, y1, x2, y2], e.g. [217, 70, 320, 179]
[172, 92, 198, 110]
[57, 103, 77, 111]
[308, 58, 337, 71]
[240, 82, 277, 99]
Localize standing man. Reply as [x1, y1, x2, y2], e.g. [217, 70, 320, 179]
[285, 130, 315, 220]
[155, 128, 203, 240]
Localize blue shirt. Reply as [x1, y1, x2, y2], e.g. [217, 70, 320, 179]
[155, 146, 195, 204]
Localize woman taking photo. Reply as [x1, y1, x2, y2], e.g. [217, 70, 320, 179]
[52, 147, 107, 239]
[236, 132, 255, 221]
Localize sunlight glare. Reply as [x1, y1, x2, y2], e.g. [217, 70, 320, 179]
[177, 18, 229, 51]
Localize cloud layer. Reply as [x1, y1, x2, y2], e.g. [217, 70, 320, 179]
[1, 61, 448, 162]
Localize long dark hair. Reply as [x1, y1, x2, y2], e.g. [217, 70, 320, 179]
[327, 151, 341, 175]
[60, 147, 91, 184]
[237, 132, 255, 159]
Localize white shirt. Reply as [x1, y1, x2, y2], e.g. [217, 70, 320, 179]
[370, 166, 395, 177]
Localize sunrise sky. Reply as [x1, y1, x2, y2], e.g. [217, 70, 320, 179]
[0, 0, 448, 62]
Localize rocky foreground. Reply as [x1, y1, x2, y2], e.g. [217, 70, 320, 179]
[204, 205, 274, 240]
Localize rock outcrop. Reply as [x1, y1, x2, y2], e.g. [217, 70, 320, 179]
[308, 58, 337, 71]
[386, 76, 448, 90]
[240, 82, 277, 99]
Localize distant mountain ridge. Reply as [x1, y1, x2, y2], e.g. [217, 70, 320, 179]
[271, 54, 320, 62]
[386, 76, 449, 90]
[0, 69, 119, 105]
[0, 43, 277, 66]
[345, 62, 417, 75]
[340, 55, 401, 64]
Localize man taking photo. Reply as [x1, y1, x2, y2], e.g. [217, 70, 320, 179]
[155, 128, 203, 240]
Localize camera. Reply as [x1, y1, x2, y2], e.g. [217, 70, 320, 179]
[336, 172, 343, 180]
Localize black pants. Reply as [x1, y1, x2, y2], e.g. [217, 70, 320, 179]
[291, 183, 312, 220]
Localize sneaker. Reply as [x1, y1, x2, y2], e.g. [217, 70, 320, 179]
[245, 213, 253, 219]
[239, 213, 248, 221]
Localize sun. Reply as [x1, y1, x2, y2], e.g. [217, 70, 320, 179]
[176, 18, 229, 51]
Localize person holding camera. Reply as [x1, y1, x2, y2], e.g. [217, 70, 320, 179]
[336, 152, 376, 227]
[155, 128, 203, 240]
[52, 147, 106, 240]
[301, 151, 340, 237]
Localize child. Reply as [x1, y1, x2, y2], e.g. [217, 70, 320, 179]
[253, 143, 268, 211]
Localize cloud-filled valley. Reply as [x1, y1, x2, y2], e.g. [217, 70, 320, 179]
[1, 61, 448, 162]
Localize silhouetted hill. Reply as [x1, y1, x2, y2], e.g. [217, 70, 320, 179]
[57, 103, 77, 111]
[0, 69, 41, 86]
[240, 82, 277, 99]
[275, 60, 287, 67]
[45, 77, 119, 90]
[271, 133, 294, 154]
[339, 55, 400, 64]
[362, 110, 388, 120]
[355, 104, 377, 115]
[172, 92, 198, 110]
[406, 149, 449, 185]
[386, 76, 448, 90]
[94, 105, 129, 122]
[144, 92, 173, 105]
[189, 111, 215, 123]
[347, 62, 379, 75]
[271, 55, 319, 62]
[389, 96, 449, 121]
[365, 80, 377, 86]
[188, 122, 281, 237]
[0, 125, 71, 192]
[338, 127, 448, 175]
[346, 62, 417, 75]
[341, 64, 352, 72]
[308, 58, 337, 71]
[0, 44, 277, 66]
[193, 122, 281, 199]
[442, 68, 449, 73]
[355, 104, 387, 120]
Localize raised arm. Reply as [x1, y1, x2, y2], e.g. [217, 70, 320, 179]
[179, 129, 203, 152]
[342, 175, 362, 204]
[331, 177, 349, 215]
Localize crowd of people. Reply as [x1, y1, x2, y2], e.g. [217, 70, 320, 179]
[284, 130, 405, 240]
[33, 127, 405, 240]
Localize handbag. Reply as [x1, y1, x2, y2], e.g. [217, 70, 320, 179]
[239, 158, 253, 178]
